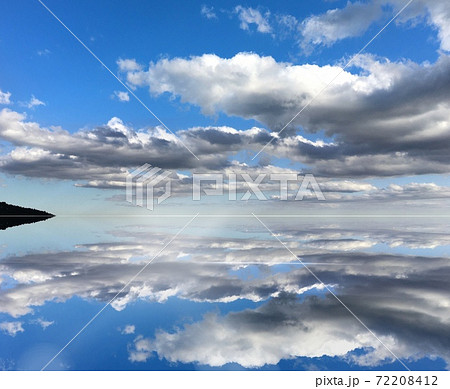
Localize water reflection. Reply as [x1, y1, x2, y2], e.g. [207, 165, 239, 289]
[0, 217, 449, 370]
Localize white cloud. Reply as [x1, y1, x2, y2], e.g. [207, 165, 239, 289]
[383, 0, 450, 52]
[1, 223, 449, 318]
[200, 5, 217, 20]
[299, 0, 450, 52]
[305, 239, 376, 251]
[26, 95, 45, 109]
[426, 0, 450, 51]
[123, 52, 356, 119]
[1, 102, 450, 183]
[234, 6, 272, 34]
[319, 181, 376, 193]
[113, 90, 130, 102]
[31, 318, 54, 329]
[117, 58, 143, 72]
[121, 324, 136, 335]
[129, 308, 363, 367]
[0, 220, 448, 369]
[0, 90, 11, 105]
[0, 321, 24, 337]
[118, 52, 450, 177]
[129, 286, 450, 367]
[129, 335, 152, 362]
[300, 1, 382, 49]
[1, 50, 450, 181]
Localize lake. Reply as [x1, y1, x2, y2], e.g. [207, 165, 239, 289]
[0, 215, 449, 371]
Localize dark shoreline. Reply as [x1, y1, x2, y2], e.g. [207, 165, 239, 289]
[0, 202, 55, 230]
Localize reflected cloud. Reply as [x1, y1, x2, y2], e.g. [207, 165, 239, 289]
[130, 290, 449, 368]
[0, 219, 449, 368]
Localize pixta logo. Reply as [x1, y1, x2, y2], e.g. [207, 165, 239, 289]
[126, 164, 172, 210]
[126, 164, 325, 210]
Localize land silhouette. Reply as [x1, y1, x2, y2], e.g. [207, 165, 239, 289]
[0, 202, 54, 230]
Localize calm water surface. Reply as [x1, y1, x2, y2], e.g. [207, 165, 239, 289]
[0, 216, 449, 371]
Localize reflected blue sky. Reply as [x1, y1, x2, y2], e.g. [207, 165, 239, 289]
[0, 217, 449, 370]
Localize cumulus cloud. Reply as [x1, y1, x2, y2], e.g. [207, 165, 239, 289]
[129, 335, 152, 362]
[0, 321, 24, 337]
[0, 109, 199, 181]
[234, 6, 272, 34]
[0, 227, 313, 316]
[299, 0, 450, 52]
[1, 217, 449, 367]
[422, 0, 450, 51]
[0, 90, 11, 105]
[117, 58, 143, 72]
[0, 108, 320, 184]
[118, 52, 450, 176]
[1, 219, 449, 316]
[128, 296, 368, 367]
[121, 51, 450, 136]
[124, 220, 450, 368]
[203, 1, 449, 53]
[2, 53, 450, 180]
[113, 91, 130, 102]
[2, 106, 450, 187]
[300, 1, 383, 50]
[2, 5, 447, 188]
[130, 285, 450, 367]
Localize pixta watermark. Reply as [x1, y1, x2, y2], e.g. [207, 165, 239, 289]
[126, 164, 325, 210]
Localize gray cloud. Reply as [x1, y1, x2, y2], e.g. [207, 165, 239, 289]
[119, 52, 450, 176]
[131, 278, 450, 368]
[300, 1, 383, 50]
[298, 0, 450, 52]
[2, 3, 449, 186]
[3, 53, 450, 180]
[1, 218, 449, 367]
[201, 1, 450, 55]
[1, 220, 448, 304]
[1, 108, 449, 208]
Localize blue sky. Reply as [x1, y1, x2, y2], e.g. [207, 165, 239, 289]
[1, 216, 449, 370]
[1, 0, 450, 215]
[0, 0, 442, 130]
[1, 3, 450, 370]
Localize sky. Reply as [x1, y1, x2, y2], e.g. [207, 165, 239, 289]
[0, 0, 450, 215]
[1, 216, 449, 370]
[1, 1, 450, 370]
